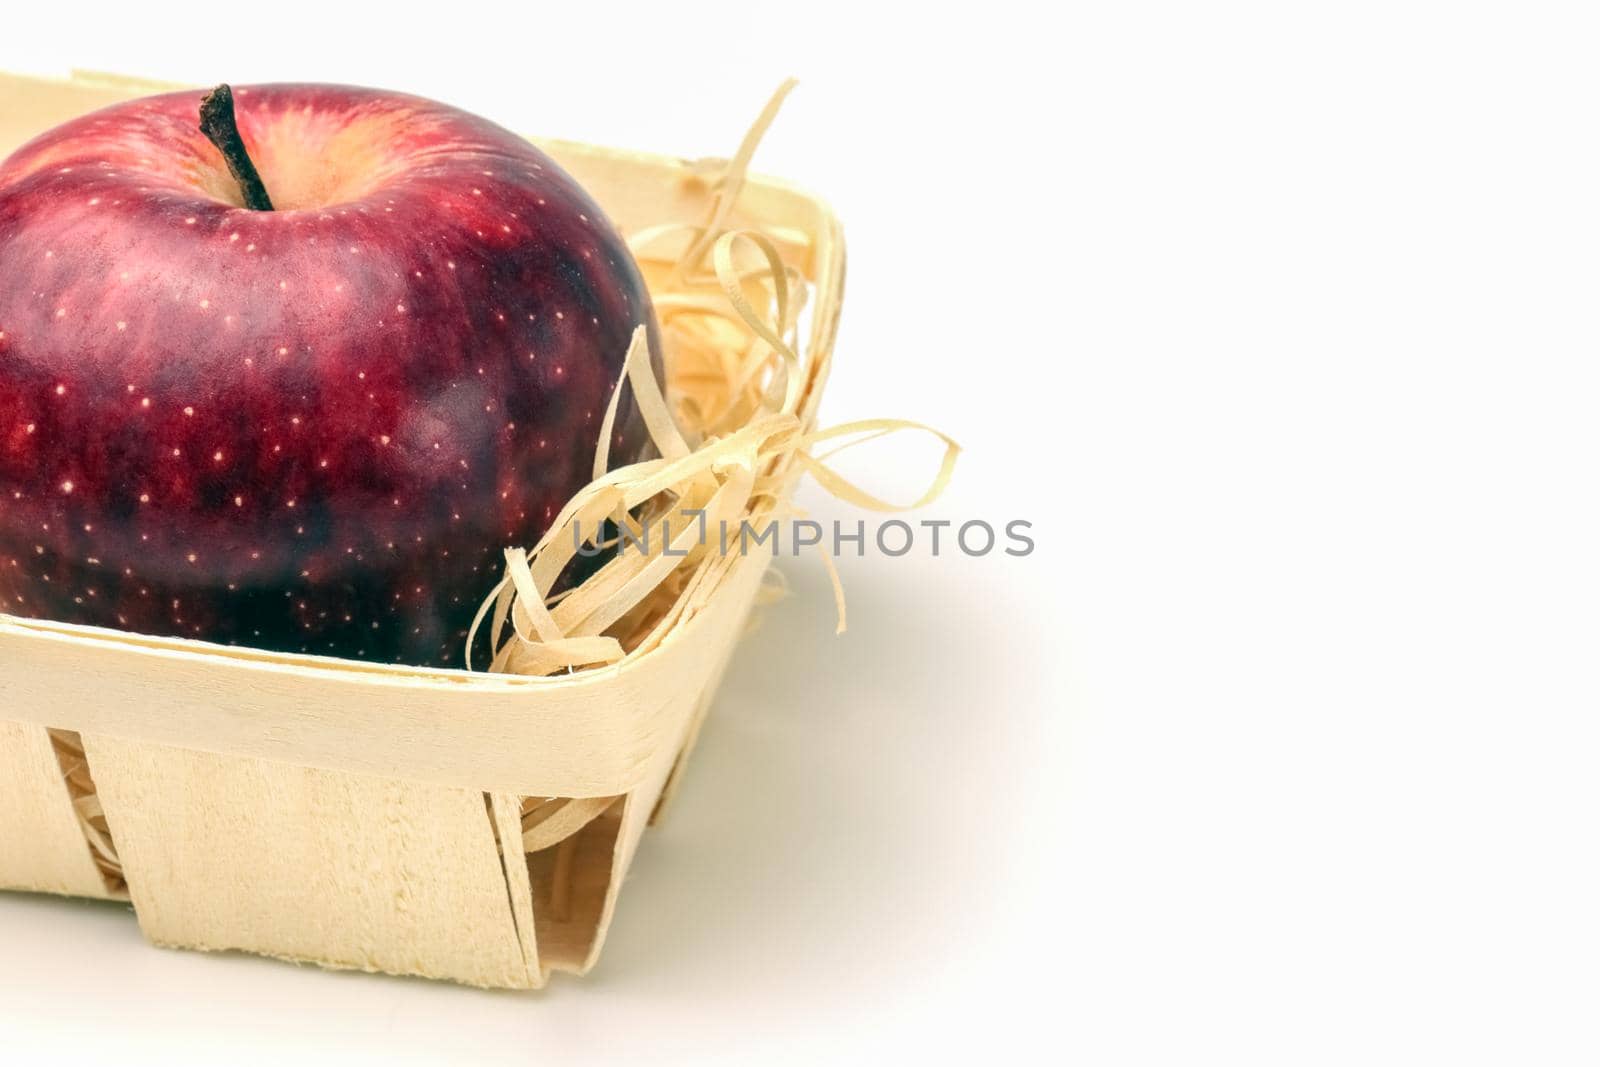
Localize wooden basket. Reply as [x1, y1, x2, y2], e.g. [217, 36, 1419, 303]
[0, 70, 844, 989]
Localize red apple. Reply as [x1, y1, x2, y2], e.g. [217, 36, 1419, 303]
[0, 84, 660, 666]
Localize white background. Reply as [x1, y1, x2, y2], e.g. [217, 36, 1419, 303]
[3, 1, 1597, 1063]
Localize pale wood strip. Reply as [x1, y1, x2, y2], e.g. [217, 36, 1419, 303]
[83, 736, 535, 990]
[487, 791, 542, 985]
[0, 721, 117, 899]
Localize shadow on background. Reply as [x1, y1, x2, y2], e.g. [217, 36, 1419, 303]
[588, 552, 1031, 1021]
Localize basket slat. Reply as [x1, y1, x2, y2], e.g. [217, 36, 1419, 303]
[0, 721, 119, 899]
[486, 792, 543, 977]
[82, 735, 540, 988]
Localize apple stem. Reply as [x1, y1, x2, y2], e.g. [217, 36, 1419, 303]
[198, 84, 274, 211]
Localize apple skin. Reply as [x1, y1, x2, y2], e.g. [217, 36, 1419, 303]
[0, 84, 660, 667]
